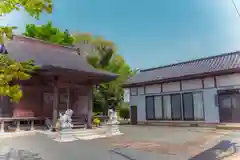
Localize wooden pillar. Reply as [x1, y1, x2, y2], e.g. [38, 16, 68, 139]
[87, 86, 93, 129]
[52, 77, 59, 129]
[67, 86, 70, 109]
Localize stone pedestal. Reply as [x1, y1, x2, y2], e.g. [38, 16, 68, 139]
[54, 128, 77, 142]
[106, 124, 123, 136]
[106, 109, 123, 137]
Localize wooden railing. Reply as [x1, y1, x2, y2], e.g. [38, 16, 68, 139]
[0, 115, 110, 132]
[0, 117, 45, 132]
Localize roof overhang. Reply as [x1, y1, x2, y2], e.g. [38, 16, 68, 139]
[123, 68, 240, 88]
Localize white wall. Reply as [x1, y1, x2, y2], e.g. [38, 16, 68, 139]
[145, 84, 161, 94]
[162, 82, 180, 92]
[130, 95, 146, 122]
[124, 88, 130, 103]
[216, 73, 240, 87]
[204, 77, 215, 88]
[203, 88, 219, 123]
[182, 79, 202, 90]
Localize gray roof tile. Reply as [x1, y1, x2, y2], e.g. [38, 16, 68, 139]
[4, 35, 118, 80]
[126, 52, 240, 85]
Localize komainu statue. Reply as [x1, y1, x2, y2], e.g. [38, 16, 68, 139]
[59, 109, 74, 129]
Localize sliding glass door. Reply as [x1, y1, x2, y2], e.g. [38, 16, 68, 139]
[183, 93, 194, 120]
[145, 92, 204, 121]
[171, 94, 182, 120]
[182, 92, 204, 120]
[193, 92, 204, 120]
[154, 96, 163, 119]
[163, 95, 172, 120]
[146, 96, 155, 120]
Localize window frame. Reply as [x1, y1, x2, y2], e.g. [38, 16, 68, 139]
[130, 87, 138, 96]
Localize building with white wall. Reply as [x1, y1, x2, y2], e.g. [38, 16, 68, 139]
[124, 52, 240, 124]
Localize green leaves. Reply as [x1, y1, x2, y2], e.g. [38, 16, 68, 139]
[0, 0, 52, 19]
[0, 55, 39, 102]
[23, 22, 74, 46]
[0, 0, 53, 102]
[74, 33, 134, 112]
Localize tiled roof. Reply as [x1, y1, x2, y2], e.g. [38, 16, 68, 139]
[4, 35, 118, 81]
[126, 51, 240, 86]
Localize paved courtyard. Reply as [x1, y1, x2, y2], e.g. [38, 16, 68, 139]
[0, 125, 240, 160]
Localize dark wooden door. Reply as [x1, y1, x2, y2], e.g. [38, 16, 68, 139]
[130, 105, 137, 125]
[219, 95, 233, 123]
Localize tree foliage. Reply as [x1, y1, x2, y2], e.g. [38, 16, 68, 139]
[23, 22, 135, 112]
[74, 34, 135, 113]
[23, 22, 74, 46]
[0, 0, 52, 101]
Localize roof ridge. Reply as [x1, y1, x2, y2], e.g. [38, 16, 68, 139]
[141, 51, 240, 72]
[13, 35, 77, 51]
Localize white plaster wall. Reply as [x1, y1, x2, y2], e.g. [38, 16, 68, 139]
[124, 88, 130, 103]
[145, 84, 161, 94]
[216, 73, 240, 87]
[138, 87, 145, 95]
[162, 82, 180, 92]
[130, 95, 146, 122]
[182, 79, 202, 90]
[204, 77, 215, 88]
[203, 88, 219, 123]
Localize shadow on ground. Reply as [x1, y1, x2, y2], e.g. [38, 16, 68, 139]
[0, 148, 43, 160]
[189, 140, 239, 160]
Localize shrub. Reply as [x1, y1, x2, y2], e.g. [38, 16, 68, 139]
[119, 107, 130, 119]
[93, 118, 101, 127]
[93, 112, 102, 116]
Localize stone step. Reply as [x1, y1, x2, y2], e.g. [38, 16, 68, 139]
[78, 134, 107, 140]
[72, 124, 85, 129]
[74, 129, 106, 137]
[55, 125, 123, 141]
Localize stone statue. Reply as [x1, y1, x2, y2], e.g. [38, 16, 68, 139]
[59, 109, 74, 129]
[107, 109, 119, 124]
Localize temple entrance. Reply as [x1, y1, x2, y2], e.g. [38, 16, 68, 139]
[42, 87, 70, 118]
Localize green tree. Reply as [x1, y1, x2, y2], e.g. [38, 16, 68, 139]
[0, 0, 52, 102]
[74, 34, 135, 113]
[23, 22, 74, 46]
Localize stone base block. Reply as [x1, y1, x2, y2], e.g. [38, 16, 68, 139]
[53, 128, 77, 142]
[106, 124, 123, 137]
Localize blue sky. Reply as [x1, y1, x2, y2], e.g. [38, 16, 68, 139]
[1, 0, 240, 69]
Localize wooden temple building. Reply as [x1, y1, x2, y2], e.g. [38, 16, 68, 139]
[0, 35, 118, 132]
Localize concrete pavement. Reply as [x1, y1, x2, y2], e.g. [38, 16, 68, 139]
[0, 125, 239, 160]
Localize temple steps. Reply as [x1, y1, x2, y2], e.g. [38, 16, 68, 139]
[54, 125, 123, 141]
